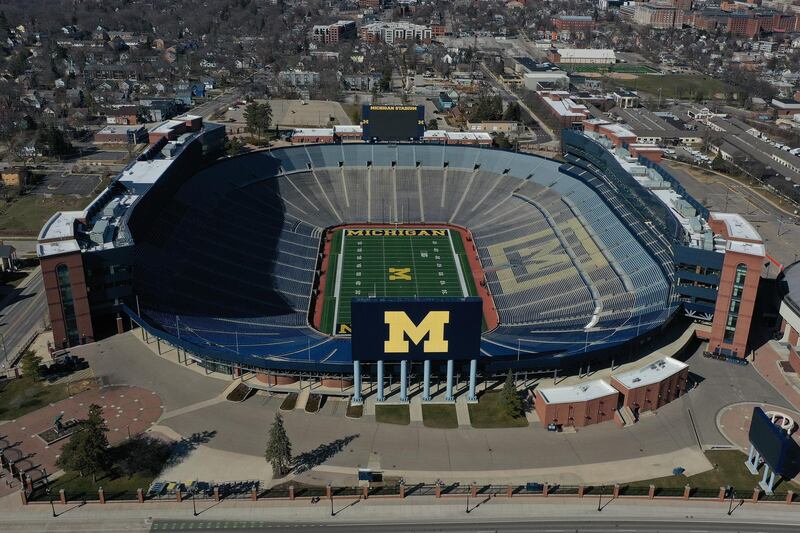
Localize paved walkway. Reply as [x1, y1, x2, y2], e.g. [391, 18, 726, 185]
[0, 385, 162, 498]
[409, 396, 423, 424]
[717, 402, 800, 454]
[454, 396, 470, 427]
[305, 445, 710, 485]
[70, 331, 796, 489]
[752, 342, 800, 411]
[158, 443, 274, 485]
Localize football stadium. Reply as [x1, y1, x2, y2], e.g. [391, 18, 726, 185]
[38, 112, 766, 407]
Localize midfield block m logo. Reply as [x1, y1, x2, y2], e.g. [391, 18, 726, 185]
[384, 311, 450, 353]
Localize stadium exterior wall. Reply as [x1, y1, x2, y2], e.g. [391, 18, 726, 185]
[45, 140, 698, 378]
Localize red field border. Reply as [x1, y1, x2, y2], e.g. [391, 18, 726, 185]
[310, 223, 500, 334]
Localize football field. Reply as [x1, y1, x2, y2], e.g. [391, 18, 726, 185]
[320, 227, 478, 335]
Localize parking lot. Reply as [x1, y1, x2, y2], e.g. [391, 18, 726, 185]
[31, 173, 101, 196]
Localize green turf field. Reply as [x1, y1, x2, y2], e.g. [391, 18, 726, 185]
[320, 227, 475, 335]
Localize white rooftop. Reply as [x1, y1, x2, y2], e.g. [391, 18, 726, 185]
[38, 211, 83, 241]
[557, 48, 616, 60]
[444, 131, 492, 140]
[293, 128, 334, 137]
[37, 239, 80, 257]
[600, 123, 636, 138]
[334, 125, 363, 133]
[726, 240, 766, 257]
[119, 158, 174, 186]
[611, 357, 688, 390]
[626, 143, 662, 150]
[537, 379, 617, 404]
[540, 94, 588, 118]
[712, 212, 761, 242]
[97, 124, 143, 134]
[151, 120, 184, 134]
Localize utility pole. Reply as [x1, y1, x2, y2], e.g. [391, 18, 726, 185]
[469, 33, 478, 88]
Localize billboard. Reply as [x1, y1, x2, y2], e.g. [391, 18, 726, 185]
[351, 297, 482, 361]
[749, 406, 791, 475]
[361, 105, 425, 141]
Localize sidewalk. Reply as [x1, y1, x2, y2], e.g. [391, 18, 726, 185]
[2, 489, 799, 529]
[305, 445, 710, 486]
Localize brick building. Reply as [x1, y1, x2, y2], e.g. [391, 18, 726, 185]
[94, 125, 148, 144]
[535, 380, 619, 428]
[633, 1, 681, 29]
[360, 22, 432, 45]
[610, 358, 689, 417]
[311, 20, 357, 44]
[553, 15, 595, 32]
[534, 90, 591, 128]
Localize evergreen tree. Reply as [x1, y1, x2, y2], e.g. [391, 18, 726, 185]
[243, 101, 272, 139]
[57, 404, 110, 482]
[36, 123, 72, 157]
[265, 413, 292, 477]
[494, 132, 512, 150]
[225, 137, 245, 156]
[0, 11, 10, 40]
[711, 152, 727, 172]
[500, 370, 522, 418]
[20, 350, 43, 382]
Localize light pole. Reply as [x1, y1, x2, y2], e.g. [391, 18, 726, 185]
[597, 485, 603, 512]
[192, 485, 197, 517]
[47, 487, 56, 518]
[328, 483, 334, 517]
[727, 487, 735, 516]
[0, 331, 6, 367]
[465, 483, 470, 514]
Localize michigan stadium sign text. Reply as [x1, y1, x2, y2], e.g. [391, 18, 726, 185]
[345, 229, 447, 237]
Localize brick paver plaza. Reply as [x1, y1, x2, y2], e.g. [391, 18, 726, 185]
[0, 385, 163, 498]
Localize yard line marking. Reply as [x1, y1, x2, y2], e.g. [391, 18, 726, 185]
[448, 229, 469, 296]
[409, 234, 420, 297]
[381, 232, 387, 295]
[367, 167, 372, 222]
[417, 166, 425, 221]
[331, 229, 345, 332]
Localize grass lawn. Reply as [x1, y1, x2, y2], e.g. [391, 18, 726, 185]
[629, 450, 800, 494]
[47, 469, 155, 501]
[375, 404, 410, 425]
[422, 404, 458, 429]
[305, 394, 323, 413]
[279, 392, 298, 411]
[346, 402, 363, 419]
[468, 391, 528, 429]
[608, 74, 734, 100]
[0, 194, 92, 236]
[0, 378, 72, 420]
[340, 103, 361, 125]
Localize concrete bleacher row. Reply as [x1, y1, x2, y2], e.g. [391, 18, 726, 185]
[132, 144, 673, 371]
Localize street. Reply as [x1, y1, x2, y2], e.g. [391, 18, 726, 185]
[0, 267, 46, 369]
[1, 496, 800, 533]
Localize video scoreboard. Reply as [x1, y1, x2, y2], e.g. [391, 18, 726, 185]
[351, 297, 483, 361]
[361, 104, 425, 142]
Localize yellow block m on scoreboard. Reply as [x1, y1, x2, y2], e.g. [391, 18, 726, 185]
[384, 311, 450, 353]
